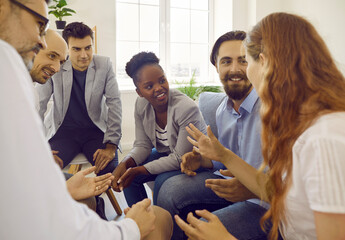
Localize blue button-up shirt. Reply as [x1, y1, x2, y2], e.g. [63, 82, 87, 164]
[213, 88, 262, 171]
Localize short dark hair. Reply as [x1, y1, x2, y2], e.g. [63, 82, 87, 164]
[125, 52, 162, 86]
[62, 22, 93, 44]
[210, 30, 246, 66]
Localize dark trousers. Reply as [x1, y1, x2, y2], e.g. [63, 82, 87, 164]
[49, 126, 118, 175]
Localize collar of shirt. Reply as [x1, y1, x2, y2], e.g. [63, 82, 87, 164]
[226, 88, 259, 116]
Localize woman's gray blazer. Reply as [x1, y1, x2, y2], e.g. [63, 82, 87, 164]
[127, 89, 206, 174]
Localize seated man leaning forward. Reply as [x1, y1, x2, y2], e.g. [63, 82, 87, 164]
[30, 29, 114, 213]
[111, 52, 207, 207]
[156, 31, 270, 240]
[36, 22, 121, 176]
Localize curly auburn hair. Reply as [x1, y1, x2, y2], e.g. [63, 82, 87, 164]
[245, 12, 345, 240]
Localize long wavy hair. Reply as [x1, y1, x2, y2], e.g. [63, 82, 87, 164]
[245, 12, 345, 240]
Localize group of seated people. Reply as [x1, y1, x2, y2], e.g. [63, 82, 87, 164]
[1, 0, 344, 239]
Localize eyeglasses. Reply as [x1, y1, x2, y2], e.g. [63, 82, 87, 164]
[9, 0, 49, 36]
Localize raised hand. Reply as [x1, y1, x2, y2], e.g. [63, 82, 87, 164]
[175, 210, 236, 240]
[186, 124, 229, 163]
[66, 166, 114, 200]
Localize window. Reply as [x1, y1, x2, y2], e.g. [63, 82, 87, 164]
[116, 0, 213, 89]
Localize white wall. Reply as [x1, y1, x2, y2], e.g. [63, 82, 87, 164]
[48, 0, 345, 151]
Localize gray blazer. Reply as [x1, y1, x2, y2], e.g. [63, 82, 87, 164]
[36, 55, 122, 147]
[128, 89, 206, 174]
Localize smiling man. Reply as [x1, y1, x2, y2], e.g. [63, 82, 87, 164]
[156, 31, 270, 240]
[30, 29, 67, 84]
[36, 22, 122, 177]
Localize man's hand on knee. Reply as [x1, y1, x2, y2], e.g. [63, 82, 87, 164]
[93, 143, 117, 174]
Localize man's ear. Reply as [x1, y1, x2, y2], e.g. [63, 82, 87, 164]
[136, 88, 143, 97]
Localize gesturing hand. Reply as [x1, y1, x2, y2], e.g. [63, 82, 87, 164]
[181, 148, 202, 176]
[111, 162, 127, 192]
[175, 210, 236, 240]
[186, 124, 228, 163]
[117, 166, 149, 191]
[205, 169, 257, 202]
[66, 166, 114, 200]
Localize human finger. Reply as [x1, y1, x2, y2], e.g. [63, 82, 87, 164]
[182, 168, 197, 176]
[98, 158, 110, 172]
[51, 150, 59, 155]
[93, 149, 100, 162]
[124, 207, 131, 215]
[136, 198, 151, 209]
[192, 146, 200, 154]
[95, 172, 114, 183]
[117, 168, 131, 184]
[95, 180, 111, 195]
[186, 125, 199, 141]
[175, 215, 196, 237]
[205, 178, 230, 187]
[53, 155, 63, 169]
[188, 123, 204, 139]
[195, 209, 217, 222]
[186, 136, 198, 147]
[80, 166, 96, 176]
[186, 212, 203, 228]
[219, 169, 234, 177]
[206, 125, 217, 140]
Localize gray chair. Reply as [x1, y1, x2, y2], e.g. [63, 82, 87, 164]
[198, 92, 226, 138]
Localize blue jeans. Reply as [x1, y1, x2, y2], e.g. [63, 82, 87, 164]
[123, 149, 168, 207]
[156, 170, 270, 240]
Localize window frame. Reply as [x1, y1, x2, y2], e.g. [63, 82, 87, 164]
[115, 0, 216, 90]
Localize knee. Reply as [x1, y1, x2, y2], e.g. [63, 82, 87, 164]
[156, 178, 182, 212]
[143, 206, 173, 240]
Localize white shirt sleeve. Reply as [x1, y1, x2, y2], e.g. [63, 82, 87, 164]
[0, 40, 140, 240]
[298, 114, 345, 213]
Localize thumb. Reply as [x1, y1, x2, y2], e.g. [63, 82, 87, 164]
[192, 148, 200, 155]
[137, 198, 151, 209]
[220, 169, 234, 177]
[80, 166, 96, 175]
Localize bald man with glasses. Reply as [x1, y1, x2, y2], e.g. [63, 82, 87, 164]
[0, 1, 172, 239]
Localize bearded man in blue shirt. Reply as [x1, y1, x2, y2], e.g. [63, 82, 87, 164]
[155, 31, 270, 240]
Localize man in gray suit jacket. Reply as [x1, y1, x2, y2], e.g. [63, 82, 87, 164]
[36, 22, 121, 175]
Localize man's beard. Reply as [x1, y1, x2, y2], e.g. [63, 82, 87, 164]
[20, 45, 41, 71]
[223, 73, 252, 100]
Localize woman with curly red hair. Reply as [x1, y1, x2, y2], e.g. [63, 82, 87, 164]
[176, 12, 345, 240]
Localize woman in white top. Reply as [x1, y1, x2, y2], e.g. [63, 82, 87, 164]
[175, 12, 345, 240]
[111, 52, 206, 207]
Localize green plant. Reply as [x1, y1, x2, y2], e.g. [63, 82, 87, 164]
[48, 0, 76, 21]
[175, 70, 222, 100]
